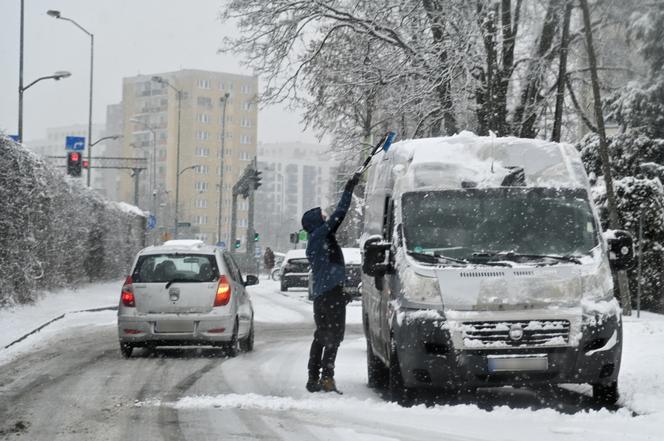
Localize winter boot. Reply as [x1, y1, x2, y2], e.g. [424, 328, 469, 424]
[319, 377, 342, 394]
[306, 375, 321, 393]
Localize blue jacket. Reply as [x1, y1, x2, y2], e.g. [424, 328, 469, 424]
[301, 190, 353, 300]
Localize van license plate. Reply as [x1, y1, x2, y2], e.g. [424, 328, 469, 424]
[487, 355, 548, 372]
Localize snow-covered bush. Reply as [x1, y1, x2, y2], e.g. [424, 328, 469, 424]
[578, 132, 664, 311]
[0, 136, 146, 306]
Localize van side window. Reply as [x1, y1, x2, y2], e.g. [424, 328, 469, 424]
[382, 197, 394, 241]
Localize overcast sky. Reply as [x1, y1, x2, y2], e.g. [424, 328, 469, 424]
[0, 0, 320, 144]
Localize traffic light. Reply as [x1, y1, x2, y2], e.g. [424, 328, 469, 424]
[82, 160, 89, 169]
[251, 169, 262, 189]
[290, 233, 299, 244]
[234, 238, 241, 249]
[67, 151, 82, 177]
[254, 232, 259, 242]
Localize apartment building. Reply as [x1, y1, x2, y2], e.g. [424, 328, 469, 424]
[118, 69, 258, 245]
[255, 142, 336, 251]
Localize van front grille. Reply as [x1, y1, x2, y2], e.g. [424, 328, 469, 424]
[462, 319, 570, 348]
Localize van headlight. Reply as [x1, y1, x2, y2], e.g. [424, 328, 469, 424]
[399, 265, 443, 309]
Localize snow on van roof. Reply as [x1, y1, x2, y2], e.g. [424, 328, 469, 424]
[342, 248, 362, 264]
[375, 131, 588, 192]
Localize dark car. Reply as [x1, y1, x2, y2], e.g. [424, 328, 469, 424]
[280, 249, 310, 291]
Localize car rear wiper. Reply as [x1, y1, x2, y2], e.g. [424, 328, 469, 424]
[165, 278, 192, 289]
[470, 251, 581, 265]
[406, 251, 468, 265]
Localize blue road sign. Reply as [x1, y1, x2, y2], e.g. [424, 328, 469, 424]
[217, 241, 226, 249]
[9, 135, 20, 142]
[65, 136, 86, 151]
[147, 214, 157, 230]
[255, 245, 262, 257]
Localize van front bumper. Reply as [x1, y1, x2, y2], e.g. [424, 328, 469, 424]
[393, 313, 622, 389]
[117, 313, 235, 346]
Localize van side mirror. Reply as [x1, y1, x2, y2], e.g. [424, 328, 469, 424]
[604, 230, 635, 271]
[363, 237, 391, 277]
[244, 274, 259, 286]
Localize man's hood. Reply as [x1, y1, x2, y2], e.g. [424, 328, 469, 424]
[302, 207, 324, 233]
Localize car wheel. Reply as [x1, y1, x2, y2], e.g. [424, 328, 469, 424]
[592, 381, 619, 406]
[366, 338, 388, 389]
[280, 281, 288, 291]
[240, 320, 254, 352]
[388, 341, 416, 406]
[120, 342, 134, 358]
[226, 320, 240, 357]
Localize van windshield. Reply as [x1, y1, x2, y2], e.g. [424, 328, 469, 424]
[401, 188, 599, 262]
[132, 254, 219, 283]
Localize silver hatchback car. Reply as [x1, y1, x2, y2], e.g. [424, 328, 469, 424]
[117, 240, 256, 357]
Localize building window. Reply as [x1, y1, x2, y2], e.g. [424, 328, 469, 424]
[197, 131, 209, 140]
[196, 165, 209, 175]
[195, 181, 209, 192]
[240, 135, 251, 145]
[240, 118, 252, 128]
[197, 113, 210, 123]
[240, 84, 251, 94]
[240, 200, 248, 211]
[242, 101, 252, 111]
[197, 79, 211, 89]
[196, 147, 210, 157]
[240, 218, 248, 228]
[197, 96, 212, 107]
[239, 151, 251, 161]
[196, 199, 208, 209]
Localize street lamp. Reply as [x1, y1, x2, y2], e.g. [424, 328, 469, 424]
[47, 9, 94, 187]
[129, 118, 158, 199]
[90, 134, 122, 148]
[151, 76, 183, 238]
[18, 71, 71, 142]
[217, 92, 231, 245]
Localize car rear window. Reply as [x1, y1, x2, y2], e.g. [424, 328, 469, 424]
[286, 258, 310, 272]
[132, 254, 219, 283]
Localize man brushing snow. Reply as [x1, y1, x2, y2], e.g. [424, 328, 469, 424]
[301, 172, 361, 393]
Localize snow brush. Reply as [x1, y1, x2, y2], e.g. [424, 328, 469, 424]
[356, 131, 396, 175]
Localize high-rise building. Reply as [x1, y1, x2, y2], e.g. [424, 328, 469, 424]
[255, 142, 336, 251]
[118, 69, 258, 245]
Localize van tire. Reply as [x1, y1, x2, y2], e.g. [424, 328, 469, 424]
[592, 381, 618, 406]
[280, 282, 288, 291]
[226, 320, 240, 357]
[240, 321, 254, 352]
[388, 342, 416, 406]
[366, 338, 388, 389]
[120, 342, 134, 358]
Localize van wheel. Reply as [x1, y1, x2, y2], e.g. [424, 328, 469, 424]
[280, 282, 288, 291]
[366, 338, 388, 389]
[120, 342, 134, 358]
[226, 321, 240, 357]
[592, 381, 619, 406]
[240, 321, 254, 352]
[388, 342, 416, 406]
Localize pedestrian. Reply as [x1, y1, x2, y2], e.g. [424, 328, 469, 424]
[301, 172, 361, 393]
[263, 247, 275, 278]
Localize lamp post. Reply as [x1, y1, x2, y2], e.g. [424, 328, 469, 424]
[151, 76, 183, 238]
[47, 9, 94, 187]
[129, 118, 157, 197]
[217, 93, 230, 245]
[18, 71, 71, 142]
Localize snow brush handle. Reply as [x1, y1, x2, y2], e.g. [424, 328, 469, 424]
[356, 131, 396, 174]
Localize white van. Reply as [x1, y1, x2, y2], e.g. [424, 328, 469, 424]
[360, 132, 634, 405]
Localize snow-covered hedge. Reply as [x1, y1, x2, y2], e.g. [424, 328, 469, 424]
[0, 136, 146, 306]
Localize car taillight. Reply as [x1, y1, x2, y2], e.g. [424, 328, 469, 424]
[214, 275, 231, 306]
[121, 275, 135, 307]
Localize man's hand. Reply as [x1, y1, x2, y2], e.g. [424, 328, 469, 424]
[344, 172, 362, 193]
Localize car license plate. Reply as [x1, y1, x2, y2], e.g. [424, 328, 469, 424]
[487, 355, 548, 373]
[155, 321, 194, 333]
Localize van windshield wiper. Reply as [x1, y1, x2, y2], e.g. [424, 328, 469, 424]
[469, 251, 582, 265]
[406, 251, 467, 265]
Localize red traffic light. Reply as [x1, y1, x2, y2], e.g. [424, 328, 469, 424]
[82, 160, 89, 169]
[70, 152, 80, 161]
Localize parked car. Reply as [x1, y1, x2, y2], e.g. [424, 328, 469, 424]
[360, 133, 634, 405]
[307, 247, 362, 300]
[117, 239, 257, 357]
[279, 249, 310, 291]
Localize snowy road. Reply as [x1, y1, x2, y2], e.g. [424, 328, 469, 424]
[0, 280, 662, 440]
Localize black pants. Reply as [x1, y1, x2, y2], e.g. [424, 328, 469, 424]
[308, 285, 346, 379]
